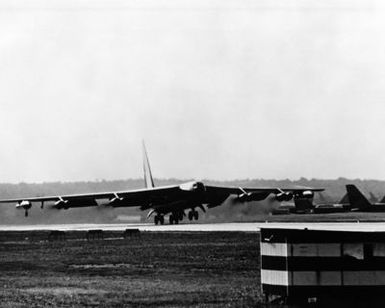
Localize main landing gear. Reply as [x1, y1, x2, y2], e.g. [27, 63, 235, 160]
[154, 214, 164, 225]
[188, 210, 199, 221]
[160, 209, 200, 225]
[168, 210, 199, 224]
[169, 212, 184, 224]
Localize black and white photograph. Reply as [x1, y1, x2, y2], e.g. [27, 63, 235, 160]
[0, 0, 384, 306]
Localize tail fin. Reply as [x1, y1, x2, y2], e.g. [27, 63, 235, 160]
[142, 141, 155, 188]
[369, 192, 378, 203]
[346, 184, 371, 209]
[318, 192, 327, 203]
[339, 193, 349, 204]
[380, 195, 385, 203]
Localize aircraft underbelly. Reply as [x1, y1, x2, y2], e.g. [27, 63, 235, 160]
[153, 200, 195, 214]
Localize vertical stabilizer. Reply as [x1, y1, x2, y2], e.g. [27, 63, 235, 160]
[369, 192, 378, 203]
[346, 184, 371, 209]
[339, 193, 349, 204]
[318, 192, 327, 203]
[142, 141, 155, 188]
[380, 195, 385, 204]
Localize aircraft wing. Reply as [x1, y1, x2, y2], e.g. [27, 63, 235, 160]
[203, 185, 323, 207]
[0, 142, 324, 219]
[0, 185, 182, 208]
[0, 182, 323, 215]
[204, 185, 324, 195]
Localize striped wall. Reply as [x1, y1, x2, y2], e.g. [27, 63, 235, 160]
[261, 269, 289, 286]
[260, 228, 385, 298]
[262, 270, 385, 286]
[260, 242, 288, 257]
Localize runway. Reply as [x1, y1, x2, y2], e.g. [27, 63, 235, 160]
[2, 221, 385, 232]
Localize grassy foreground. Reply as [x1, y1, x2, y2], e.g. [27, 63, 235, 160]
[0, 231, 262, 307]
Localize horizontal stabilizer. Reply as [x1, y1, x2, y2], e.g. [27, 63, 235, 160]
[346, 184, 371, 209]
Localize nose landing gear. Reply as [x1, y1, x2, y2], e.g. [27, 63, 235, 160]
[154, 214, 164, 225]
[188, 210, 198, 221]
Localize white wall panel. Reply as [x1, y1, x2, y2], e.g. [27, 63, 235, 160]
[261, 242, 288, 257]
[261, 269, 289, 286]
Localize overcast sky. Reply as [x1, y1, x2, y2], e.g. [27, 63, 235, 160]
[0, 0, 385, 183]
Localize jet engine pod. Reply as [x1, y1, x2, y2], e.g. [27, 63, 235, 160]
[16, 200, 32, 217]
[108, 196, 124, 207]
[300, 190, 314, 198]
[16, 200, 32, 210]
[275, 192, 293, 202]
[248, 192, 271, 201]
[237, 192, 271, 202]
[302, 190, 314, 199]
[237, 192, 252, 202]
[54, 199, 69, 210]
[179, 181, 205, 192]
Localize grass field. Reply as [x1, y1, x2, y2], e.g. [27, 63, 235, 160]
[0, 231, 262, 307]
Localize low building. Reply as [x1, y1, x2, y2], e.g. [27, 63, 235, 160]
[260, 228, 385, 305]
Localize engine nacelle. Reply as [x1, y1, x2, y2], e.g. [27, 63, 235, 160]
[108, 196, 124, 207]
[179, 181, 205, 192]
[54, 199, 69, 210]
[301, 190, 314, 199]
[237, 192, 271, 203]
[237, 192, 252, 202]
[275, 192, 293, 202]
[16, 200, 32, 217]
[16, 200, 32, 210]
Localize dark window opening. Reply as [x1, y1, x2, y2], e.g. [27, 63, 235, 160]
[364, 243, 373, 259]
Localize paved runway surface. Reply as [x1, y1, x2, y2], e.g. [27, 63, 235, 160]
[2, 222, 385, 232]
